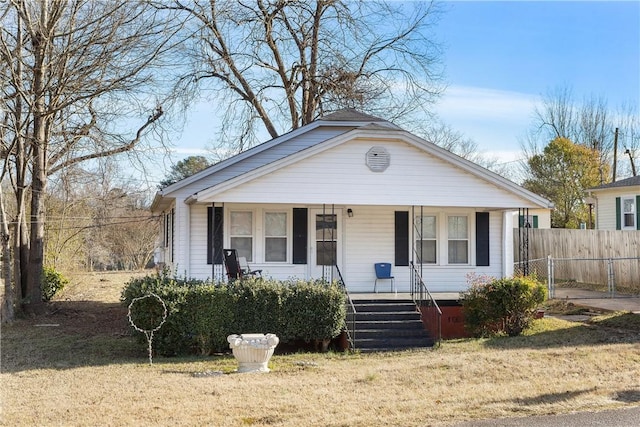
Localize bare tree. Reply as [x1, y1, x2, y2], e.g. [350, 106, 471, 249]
[531, 86, 577, 142]
[424, 121, 518, 180]
[523, 86, 638, 184]
[615, 103, 640, 178]
[0, 0, 183, 314]
[165, 0, 445, 153]
[104, 205, 159, 270]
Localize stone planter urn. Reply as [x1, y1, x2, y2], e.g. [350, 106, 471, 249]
[227, 333, 280, 373]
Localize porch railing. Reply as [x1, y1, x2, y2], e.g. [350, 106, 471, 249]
[409, 261, 442, 347]
[333, 265, 356, 351]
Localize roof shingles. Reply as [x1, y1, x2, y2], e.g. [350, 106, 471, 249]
[590, 175, 640, 190]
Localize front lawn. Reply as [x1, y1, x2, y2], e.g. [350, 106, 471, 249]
[2, 271, 639, 426]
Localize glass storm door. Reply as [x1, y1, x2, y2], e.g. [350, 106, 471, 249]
[310, 209, 341, 279]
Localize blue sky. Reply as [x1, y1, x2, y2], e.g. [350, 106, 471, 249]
[432, 0, 640, 162]
[165, 1, 639, 172]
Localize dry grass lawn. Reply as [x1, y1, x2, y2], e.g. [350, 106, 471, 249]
[2, 271, 640, 426]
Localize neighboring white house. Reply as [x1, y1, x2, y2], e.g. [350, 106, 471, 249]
[151, 110, 553, 293]
[587, 175, 640, 230]
[513, 208, 552, 229]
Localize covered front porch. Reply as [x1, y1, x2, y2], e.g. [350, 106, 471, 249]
[186, 202, 513, 294]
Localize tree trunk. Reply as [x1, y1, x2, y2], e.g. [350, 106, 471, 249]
[25, 146, 47, 313]
[0, 188, 15, 323]
[24, 12, 48, 314]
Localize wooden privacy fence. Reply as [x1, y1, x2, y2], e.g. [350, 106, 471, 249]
[514, 229, 640, 296]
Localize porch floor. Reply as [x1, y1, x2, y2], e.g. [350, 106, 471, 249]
[349, 292, 461, 301]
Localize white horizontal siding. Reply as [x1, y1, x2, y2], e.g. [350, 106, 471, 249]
[209, 138, 535, 208]
[189, 204, 210, 278]
[172, 203, 189, 275]
[342, 206, 397, 292]
[594, 189, 640, 230]
[597, 192, 616, 230]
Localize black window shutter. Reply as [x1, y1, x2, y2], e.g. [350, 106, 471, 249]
[292, 208, 308, 264]
[395, 211, 409, 266]
[475, 212, 490, 266]
[616, 197, 621, 230]
[207, 206, 224, 264]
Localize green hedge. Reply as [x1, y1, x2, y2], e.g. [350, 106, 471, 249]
[461, 276, 547, 337]
[121, 273, 346, 356]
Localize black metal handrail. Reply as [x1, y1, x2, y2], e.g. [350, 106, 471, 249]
[409, 261, 442, 347]
[333, 265, 356, 351]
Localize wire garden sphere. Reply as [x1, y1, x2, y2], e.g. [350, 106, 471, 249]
[127, 293, 167, 365]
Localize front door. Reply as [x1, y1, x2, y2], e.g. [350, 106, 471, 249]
[310, 209, 342, 279]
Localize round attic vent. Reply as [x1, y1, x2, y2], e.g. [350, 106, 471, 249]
[366, 146, 390, 172]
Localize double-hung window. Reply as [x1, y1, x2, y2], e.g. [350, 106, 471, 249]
[265, 212, 287, 262]
[415, 215, 437, 264]
[448, 215, 469, 264]
[230, 211, 253, 261]
[622, 197, 636, 229]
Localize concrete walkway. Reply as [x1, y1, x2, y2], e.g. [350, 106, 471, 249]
[552, 288, 640, 314]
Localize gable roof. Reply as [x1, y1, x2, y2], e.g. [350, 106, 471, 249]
[157, 110, 397, 194]
[589, 175, 640, 191]
[320, 108, 388, 122]
[152, 109, 552, 211]
[191, 125, 552, 209]
[152, 110, 398, 211]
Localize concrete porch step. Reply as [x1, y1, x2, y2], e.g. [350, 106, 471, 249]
[355, 327, 429, 338]
[352, 302, 417, 312]
[353, 319, 424, 330]
[354, 311, 422, 321]
[347, 298, 435, 352]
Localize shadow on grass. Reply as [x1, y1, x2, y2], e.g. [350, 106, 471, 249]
[505, 387, 597, 406]
[1, 300, 232, 373]
[1, 300, 141, 373]
[2, 300, 325, 374]
[482, 313, 640, 350]
[498, 387, 640, 407]
[614, 389, 640, 403]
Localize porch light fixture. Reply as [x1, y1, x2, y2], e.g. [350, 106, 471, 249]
[347, 208, 354, 218]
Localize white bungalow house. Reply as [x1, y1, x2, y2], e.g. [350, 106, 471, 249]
[586, 175, 640, 230]
[151, 110, 553, 293]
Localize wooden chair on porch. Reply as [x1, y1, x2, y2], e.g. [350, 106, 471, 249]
[223, 249, 262, 281]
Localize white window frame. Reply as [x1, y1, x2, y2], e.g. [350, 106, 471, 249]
[229, 210, 254, 262]
[164, 209, 174, 262]
[264, 211, 289, 263]
[447, 215, 469, 265]
[621, 196, 637, 230]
